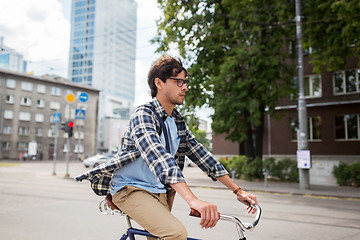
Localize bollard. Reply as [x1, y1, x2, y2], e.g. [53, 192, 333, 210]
[262, 168, 269, 187]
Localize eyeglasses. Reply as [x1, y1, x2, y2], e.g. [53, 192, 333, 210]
[167, 77, 190, 87]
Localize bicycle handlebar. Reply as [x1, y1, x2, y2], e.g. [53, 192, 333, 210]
[189, 204, 262, 232]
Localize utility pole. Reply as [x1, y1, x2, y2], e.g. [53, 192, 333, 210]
[295, 0, 310, 189]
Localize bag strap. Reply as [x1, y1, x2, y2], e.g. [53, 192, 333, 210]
[150, 103, 170, 153]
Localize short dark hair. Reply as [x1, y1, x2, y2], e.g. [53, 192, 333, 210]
[147, 54, 188, 98]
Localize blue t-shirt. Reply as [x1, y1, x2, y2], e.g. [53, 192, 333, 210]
[110, 116, 180, 195]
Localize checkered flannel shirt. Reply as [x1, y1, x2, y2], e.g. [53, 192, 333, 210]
[74, 98, 228, 196]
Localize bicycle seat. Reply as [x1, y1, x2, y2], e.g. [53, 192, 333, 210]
[105, 194, 122, 211]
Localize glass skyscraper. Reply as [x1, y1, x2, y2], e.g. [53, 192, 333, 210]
[68, 0, 137, 151]
[0, 37, 27, 73]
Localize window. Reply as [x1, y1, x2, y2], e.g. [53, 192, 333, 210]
[35, 128, 43, 136]
[21, 81, 33, 91]
[37, 99, 45, 108]
[291, 116, 322, 141]
[3, 126, 12, 134]
[2, 142, 11, 150]
[305, 75, 321, 98]
[74, 144, 84, 153]
[19, 112, 31, 121]
[4, 110, 14, 119]
[335, 114, 360, 140]
[49, 101, 61, 110]
[18, 142, 28, 151]
[19, 127, 30, 136]
[48, 125, 56, 137]
[35, 113, 44, 122]
[334, 69, 360, 94]
[6, 95, 15, 104]
[6, 79, 16, 88]
[20, 96, 32, 106]
[51, 87, 61, 96]
[37, 84, 46, 93]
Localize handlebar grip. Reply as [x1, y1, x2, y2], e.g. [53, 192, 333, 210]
[189, 208, 201, 218]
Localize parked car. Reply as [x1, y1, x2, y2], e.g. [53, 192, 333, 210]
[83, 153, 112, 168]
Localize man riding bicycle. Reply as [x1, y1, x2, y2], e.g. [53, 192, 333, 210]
[75, 55, 258, 240]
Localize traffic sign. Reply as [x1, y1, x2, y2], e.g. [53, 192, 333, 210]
[65, 92, 76, 104]
[53, 113, 61, 123]
[79, 92, 89, 102]
[75, 109, 85, 119]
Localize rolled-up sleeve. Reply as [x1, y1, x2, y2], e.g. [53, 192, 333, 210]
[130, 107, 185, 185]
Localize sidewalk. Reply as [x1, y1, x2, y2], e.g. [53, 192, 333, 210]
[183, 166, 360, 200]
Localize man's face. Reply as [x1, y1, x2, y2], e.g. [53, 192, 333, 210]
[163, 70, 188, 106]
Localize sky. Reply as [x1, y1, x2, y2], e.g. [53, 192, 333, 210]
[0, 0, 213, 125]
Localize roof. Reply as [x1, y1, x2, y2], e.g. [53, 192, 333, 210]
[0, 67, 100, 92]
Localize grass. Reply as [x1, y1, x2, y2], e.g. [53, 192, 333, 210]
[0, 162, 19, 167]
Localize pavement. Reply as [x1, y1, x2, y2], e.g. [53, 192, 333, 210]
[1, 160, 359, 201]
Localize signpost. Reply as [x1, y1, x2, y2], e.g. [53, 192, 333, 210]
[52, 112, 61, 175]
[63, 93, 76, 178]
[75, 109, 85, 160]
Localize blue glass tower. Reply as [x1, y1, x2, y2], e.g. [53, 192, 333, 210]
[68, 0, 137, 151]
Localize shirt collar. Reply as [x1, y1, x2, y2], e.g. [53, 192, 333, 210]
[151, 97, 183, 120]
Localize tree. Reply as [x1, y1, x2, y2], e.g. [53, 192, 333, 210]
[302, 0, 360, 73]
[153, 0, 296, 159]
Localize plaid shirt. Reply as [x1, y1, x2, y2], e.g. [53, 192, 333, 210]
[75, 98, 228, 196]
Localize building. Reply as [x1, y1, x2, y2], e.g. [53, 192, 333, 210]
[68, 0, 137, 152]
[0, 37, 27, 73]
[212, 56, 360, 186]
[0, 68, 99, 161]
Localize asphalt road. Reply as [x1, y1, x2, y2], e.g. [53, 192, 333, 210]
[0, 161, 359, 240]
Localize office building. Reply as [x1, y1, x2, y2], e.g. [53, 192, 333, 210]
[68, 0, 137, 152]
[0, 37, 27, 73]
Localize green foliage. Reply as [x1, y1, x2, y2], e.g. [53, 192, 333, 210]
[154, 0, 297, 159]
[333, 162, 360, 187]
[302, 0, 360, 72]
[263, 157, 299, 182]
[219, 155, 263, 181]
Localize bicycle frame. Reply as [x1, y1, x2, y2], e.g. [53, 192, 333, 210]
[99, 199, 261, 240]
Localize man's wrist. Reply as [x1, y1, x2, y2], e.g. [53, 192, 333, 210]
[233, 186, 242, 195]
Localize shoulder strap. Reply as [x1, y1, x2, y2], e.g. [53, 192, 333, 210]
[150, 103, 170, 153]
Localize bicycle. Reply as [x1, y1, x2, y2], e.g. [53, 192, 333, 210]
[99, 194, 262, 240]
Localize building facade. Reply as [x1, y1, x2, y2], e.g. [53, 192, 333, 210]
[68, 0, 137, 152]
[0, 37, 27, 73]
[212, 56, 360, 186]
[0, 68, 99, 161]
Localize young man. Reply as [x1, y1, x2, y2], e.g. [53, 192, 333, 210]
[75, 55, 258, 240]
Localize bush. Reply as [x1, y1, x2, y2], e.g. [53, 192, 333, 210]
[218, 155, 262, 181]
[263, 157, 298, 182]
[333, 162, 360, 187]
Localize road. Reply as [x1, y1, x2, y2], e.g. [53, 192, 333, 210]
[0, 161, 359, 240]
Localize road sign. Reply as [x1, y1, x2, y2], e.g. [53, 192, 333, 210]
[65, 92, 76, 104]
[79, 92, 89, 102]
[75, 109, 85, 119]
[53, 113, 61, 123]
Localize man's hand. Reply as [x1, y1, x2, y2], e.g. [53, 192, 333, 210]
[170, 182, 220, 229]
[189, 199, 220, 229]
[236, 189, 258, 214]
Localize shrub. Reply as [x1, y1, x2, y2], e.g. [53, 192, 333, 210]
[263, 157, 298, 182]
[218, 155, 262, 181]
[333, 162, 360, 187]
